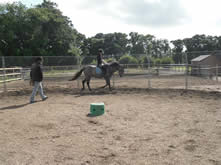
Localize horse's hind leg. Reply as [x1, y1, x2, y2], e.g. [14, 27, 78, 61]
[87, 81, 92, 91]
[107, 79, 112, 91]
[100, 85, 107, 88]
[81, 79, 86, 91]
[86, 79, 92, 91]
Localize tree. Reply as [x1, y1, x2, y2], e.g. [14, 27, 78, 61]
[84, 32, 128, 58]
[171, 39, 184, 63]
[183, 34, 219, 52]
[142, 34, 155, 55]
[183, 35, 217, 61]
[103, 32, 128, 55]
[0, 0, 83, 57]
[0, 2, 27, 56]
[151, 39, 171, 58]
[128, 32, 145, 55]
[34, 0, 80, 56]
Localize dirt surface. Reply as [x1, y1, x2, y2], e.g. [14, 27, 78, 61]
[1, 74, 221, 93]
[0, 84, 221, 165]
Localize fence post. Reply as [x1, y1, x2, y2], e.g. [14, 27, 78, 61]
[77, 56, 81, 89]
[21, 68, 25, 80]
[185, 53, 188, 90]
[216, 64, 218, 82]
[2, 56, 7, 93]
[112, 58, 115, 88]
[147, 55, 151, 89]
[112, 72, 115, 88]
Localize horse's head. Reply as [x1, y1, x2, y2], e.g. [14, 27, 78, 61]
[118, 65, 124, 77]
[109, 61, 124, 77]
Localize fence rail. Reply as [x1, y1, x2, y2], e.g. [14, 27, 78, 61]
[0, 67, 22, 92]
[0, 67, 22, 79]
[0, 55, 221, 93]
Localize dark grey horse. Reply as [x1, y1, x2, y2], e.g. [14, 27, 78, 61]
[69, 62, 124, 91]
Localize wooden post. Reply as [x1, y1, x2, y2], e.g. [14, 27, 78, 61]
[77, 56, 81, 89]
[21, 68, 24, 80]
[112, 72, 115, 88]
[2, 56, 7, 92]
[216, 64, 218, 82]
[185, 53, 188, 90]
[147, 55, 151, 89]
[13, 68, 15, 79]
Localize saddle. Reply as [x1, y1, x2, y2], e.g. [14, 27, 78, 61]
[96, 65, 107, 76]
[96, 67, 102, 75]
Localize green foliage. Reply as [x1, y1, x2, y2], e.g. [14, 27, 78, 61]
[161, 57, 174, 64]
[152, 57, 174, 65]
[0, 1, 84, 57]
[81, 56, 95, 65]
[83, 32, 128, 56]
[119, 55, 138, 64]
[129, 32, 145, 54]
[105, 58, 115, 63]
[139, 56, 154, 64]
[48, 57, 79, 66]
[90, 59, 96, 65]
[171, 40, 184, 63]
[154, 58, 161, 65]
[172, 34, 221, 62]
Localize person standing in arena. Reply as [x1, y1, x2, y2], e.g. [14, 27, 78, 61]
[29, 57, 48, 104]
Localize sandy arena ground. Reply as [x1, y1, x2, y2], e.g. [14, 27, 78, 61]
[0, 76, 221, 165]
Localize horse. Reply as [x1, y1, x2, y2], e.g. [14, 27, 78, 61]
[69, 61, 124, 91]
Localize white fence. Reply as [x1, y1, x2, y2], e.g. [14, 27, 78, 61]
[0, 67, 22, 82]
[0, 67, 23, 92]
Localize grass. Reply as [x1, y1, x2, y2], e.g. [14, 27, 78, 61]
[44, 69, 77, 77]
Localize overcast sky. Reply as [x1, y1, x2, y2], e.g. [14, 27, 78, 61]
[1, 0, 221, 41]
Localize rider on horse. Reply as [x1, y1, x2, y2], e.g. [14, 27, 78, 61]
[97, 49, 108, 76]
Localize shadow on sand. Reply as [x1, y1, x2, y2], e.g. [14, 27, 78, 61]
[0, 103, 30, 111]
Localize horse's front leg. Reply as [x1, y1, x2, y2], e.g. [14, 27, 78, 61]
[105, 78, 111, 91]
[99, 76, 109, 88]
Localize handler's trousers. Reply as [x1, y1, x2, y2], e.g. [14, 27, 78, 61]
[30, 81, 47, 102]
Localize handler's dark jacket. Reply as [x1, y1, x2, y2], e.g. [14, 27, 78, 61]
[30, 63, 43, 82]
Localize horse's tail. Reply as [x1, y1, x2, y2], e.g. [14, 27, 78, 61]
[69, 67, 85, 81]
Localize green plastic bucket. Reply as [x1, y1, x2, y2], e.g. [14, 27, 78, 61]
[90, 103, 105, 116]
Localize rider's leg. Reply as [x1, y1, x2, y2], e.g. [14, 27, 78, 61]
[101, 65, 107, 76]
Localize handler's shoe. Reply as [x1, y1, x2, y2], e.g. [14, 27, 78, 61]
[42, 96, 48, 101]
[30, 100, 36, 104]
